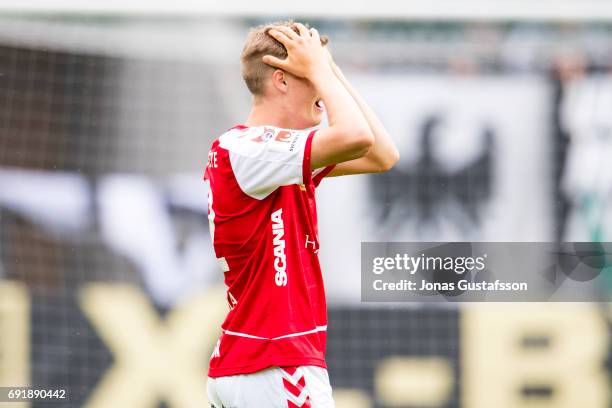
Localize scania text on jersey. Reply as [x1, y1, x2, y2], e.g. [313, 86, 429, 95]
[271, 208, 288, 286]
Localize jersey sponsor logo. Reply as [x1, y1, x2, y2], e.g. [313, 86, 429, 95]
[288, 132, 300, 152]
[271, 208, 288, 286]
[262, 128, 275, 142]
[250, 127, 275, 143]
[275, 130, 292, 143]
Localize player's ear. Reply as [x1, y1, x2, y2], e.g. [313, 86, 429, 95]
[271, 69, 289, 94]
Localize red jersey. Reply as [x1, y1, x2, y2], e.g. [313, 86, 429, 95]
[204, 125, 335, 378]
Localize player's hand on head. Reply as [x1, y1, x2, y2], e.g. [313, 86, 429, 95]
[263, 23, 330, 79]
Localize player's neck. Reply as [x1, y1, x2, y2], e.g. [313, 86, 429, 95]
[245, 99, 299, 129]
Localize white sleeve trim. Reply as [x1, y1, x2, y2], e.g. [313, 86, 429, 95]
[220, 126, 310, 200]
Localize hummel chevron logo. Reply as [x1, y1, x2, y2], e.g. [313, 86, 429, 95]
[282, 367, 312, 407]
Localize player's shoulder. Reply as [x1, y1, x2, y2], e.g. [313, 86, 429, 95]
[218, 125, 313, 156]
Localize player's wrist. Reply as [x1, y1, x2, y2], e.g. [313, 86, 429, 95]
[308, 64, 336, 88]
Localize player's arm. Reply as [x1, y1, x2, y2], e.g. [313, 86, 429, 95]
[263, 24, 374, 169]
[325, 51, 400, 176]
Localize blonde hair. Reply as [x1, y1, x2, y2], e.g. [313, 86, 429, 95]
[240, 20, 329, 96]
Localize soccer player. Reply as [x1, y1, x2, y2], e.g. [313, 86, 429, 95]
[205, 21, 399, 407]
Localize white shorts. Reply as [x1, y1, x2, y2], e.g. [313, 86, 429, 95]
[207, 365, 334, 408]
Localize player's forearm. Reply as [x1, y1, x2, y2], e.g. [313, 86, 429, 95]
[310, 68, 373, 149]
[331, 63, 400, 171]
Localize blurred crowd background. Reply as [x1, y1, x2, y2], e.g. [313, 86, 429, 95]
[0, 5, 611, 408]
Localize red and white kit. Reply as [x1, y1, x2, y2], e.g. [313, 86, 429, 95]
[204, 125, 335, 407]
